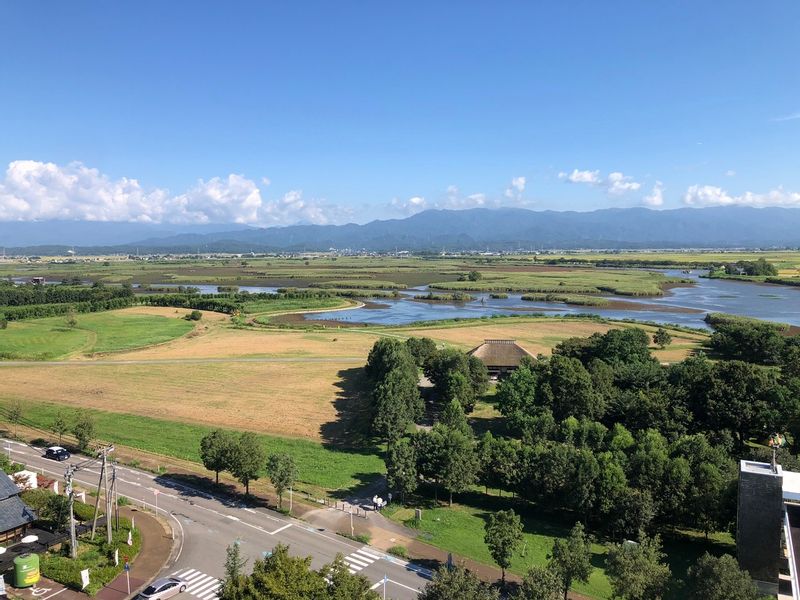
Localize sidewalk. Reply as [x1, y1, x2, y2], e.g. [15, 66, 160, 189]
[96, 507, 174, 600]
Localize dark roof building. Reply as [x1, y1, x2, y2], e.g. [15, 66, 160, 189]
[467, 339, 535, 377]
[0, 471, 36, 545]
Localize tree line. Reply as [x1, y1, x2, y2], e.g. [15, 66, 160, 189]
[369, 324, 799, 596]
[200, 429, 297, 506]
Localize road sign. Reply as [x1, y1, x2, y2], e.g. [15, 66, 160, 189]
[80, 569, 90, 590]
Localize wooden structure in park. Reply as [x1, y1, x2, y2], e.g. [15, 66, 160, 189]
[467, 339, 535, 378]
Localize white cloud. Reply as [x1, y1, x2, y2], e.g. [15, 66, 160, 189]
[504, 176, 526, 199]
[683, 185, 800, 208]
[772, 112, 800, 122]
[559, 168, 641, 196]
[725, 170, 736, 177]
[643, 181, 665, 207]
[559, 169, 601, 184]
[606, 172, 641, 196]
[0, 160, 343, 226]
[390, 195, 428, 216]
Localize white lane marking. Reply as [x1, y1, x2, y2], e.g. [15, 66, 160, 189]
[243, 508, 255, 513]
[269, 523, 292, 535]
[370, 578, 420, 593]
[41, 589, 68, 600]
[225, 515, 240, 521]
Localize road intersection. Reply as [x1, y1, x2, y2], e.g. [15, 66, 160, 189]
[4, 439, 427, 599]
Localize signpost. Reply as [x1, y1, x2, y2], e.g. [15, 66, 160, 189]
[80, 569, 90, 590]
[124, 559, 130, 595]
[153, 489, 160, 515]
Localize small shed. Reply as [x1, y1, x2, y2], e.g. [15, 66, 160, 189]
[467, 339, 535, 378]
[0, 472, 36, 546]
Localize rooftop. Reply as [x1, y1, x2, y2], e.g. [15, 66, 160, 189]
[468, 339, 535, 368]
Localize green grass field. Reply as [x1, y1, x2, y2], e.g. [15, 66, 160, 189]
[242, 296, 350, 316]
[386, 497, 735, 599]
[1, 399, 384, 492]
[386, 501, 612, 598]
[429, 269, 684, 296]
[0, 311, 194, 359]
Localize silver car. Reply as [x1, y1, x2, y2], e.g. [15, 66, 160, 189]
[136, 577, 187, 600]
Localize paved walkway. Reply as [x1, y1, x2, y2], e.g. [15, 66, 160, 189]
[96, 508, 174, 600]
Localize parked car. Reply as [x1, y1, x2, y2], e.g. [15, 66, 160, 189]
[136, 577, 187, 600]
[44, 446, 70, 461]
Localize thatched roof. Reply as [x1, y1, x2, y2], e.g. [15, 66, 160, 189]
[467, 339, 535, 368]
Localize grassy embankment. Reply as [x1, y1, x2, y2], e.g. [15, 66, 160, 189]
[0, 399, 383, 494]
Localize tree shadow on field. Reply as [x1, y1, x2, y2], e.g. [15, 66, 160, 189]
[320, 367, 379, 452]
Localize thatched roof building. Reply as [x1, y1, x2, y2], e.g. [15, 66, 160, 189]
[467, 339, 535, 377]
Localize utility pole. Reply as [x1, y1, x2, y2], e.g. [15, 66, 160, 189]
[91, 445, 114, 540]
[65, 465, 78, 559]
[104, 456, 113, 545]
[113, 463, 120, 531]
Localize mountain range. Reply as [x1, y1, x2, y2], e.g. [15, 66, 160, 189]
[2, 206, 799, 254]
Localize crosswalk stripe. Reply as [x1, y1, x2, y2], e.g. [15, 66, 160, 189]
[183, 571, 208, 584]
[175, 568, 196, 578]
[358, 547, 383, 560]
[345, 555, 371, 568]
[186, 575, 215, 593]
[347, 567, 357, 574]
[353, 550, 379, 562]
[198, 584, 221, 600]
[191, 578, 219, 594]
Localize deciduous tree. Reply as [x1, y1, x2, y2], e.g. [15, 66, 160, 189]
[229, 432, 266, 495]
[484, 509, 523, 585]
[606, 533, 671, 600]
[419, 565, 499, 600]
[200, 429, 236, 484]
[266, 452, 298, 510]
[549, 522, 593, 600]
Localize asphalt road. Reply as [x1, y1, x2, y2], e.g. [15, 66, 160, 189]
[4, 439, 427, 600]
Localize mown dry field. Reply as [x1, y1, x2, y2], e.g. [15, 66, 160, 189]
[392, 318, 707, 363]
[0, 360, 366, 441]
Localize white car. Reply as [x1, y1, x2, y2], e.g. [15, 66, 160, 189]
[136, 577, 187, 600]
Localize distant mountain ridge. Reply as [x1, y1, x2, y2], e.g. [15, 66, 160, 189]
[3, 206, 800, 253]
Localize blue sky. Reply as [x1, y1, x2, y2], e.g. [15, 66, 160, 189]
[1, 1, 798, 226]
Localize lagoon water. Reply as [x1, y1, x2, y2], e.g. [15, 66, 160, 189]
[306, 270, 800, 329]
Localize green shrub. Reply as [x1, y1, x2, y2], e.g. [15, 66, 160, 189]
[387, 545, 408, 558]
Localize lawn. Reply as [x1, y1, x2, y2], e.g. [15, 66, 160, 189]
[385, 500, 612, 598]
[2, 399, 384, 492]
[385, 497, 735, 600]
[0, 309, 194, 359]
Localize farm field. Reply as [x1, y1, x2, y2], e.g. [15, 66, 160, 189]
[0, 359, 368, 441]
[0, 399, 383, 492]
[540, 250, 800, 271]
[0, 306, 199, 359]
